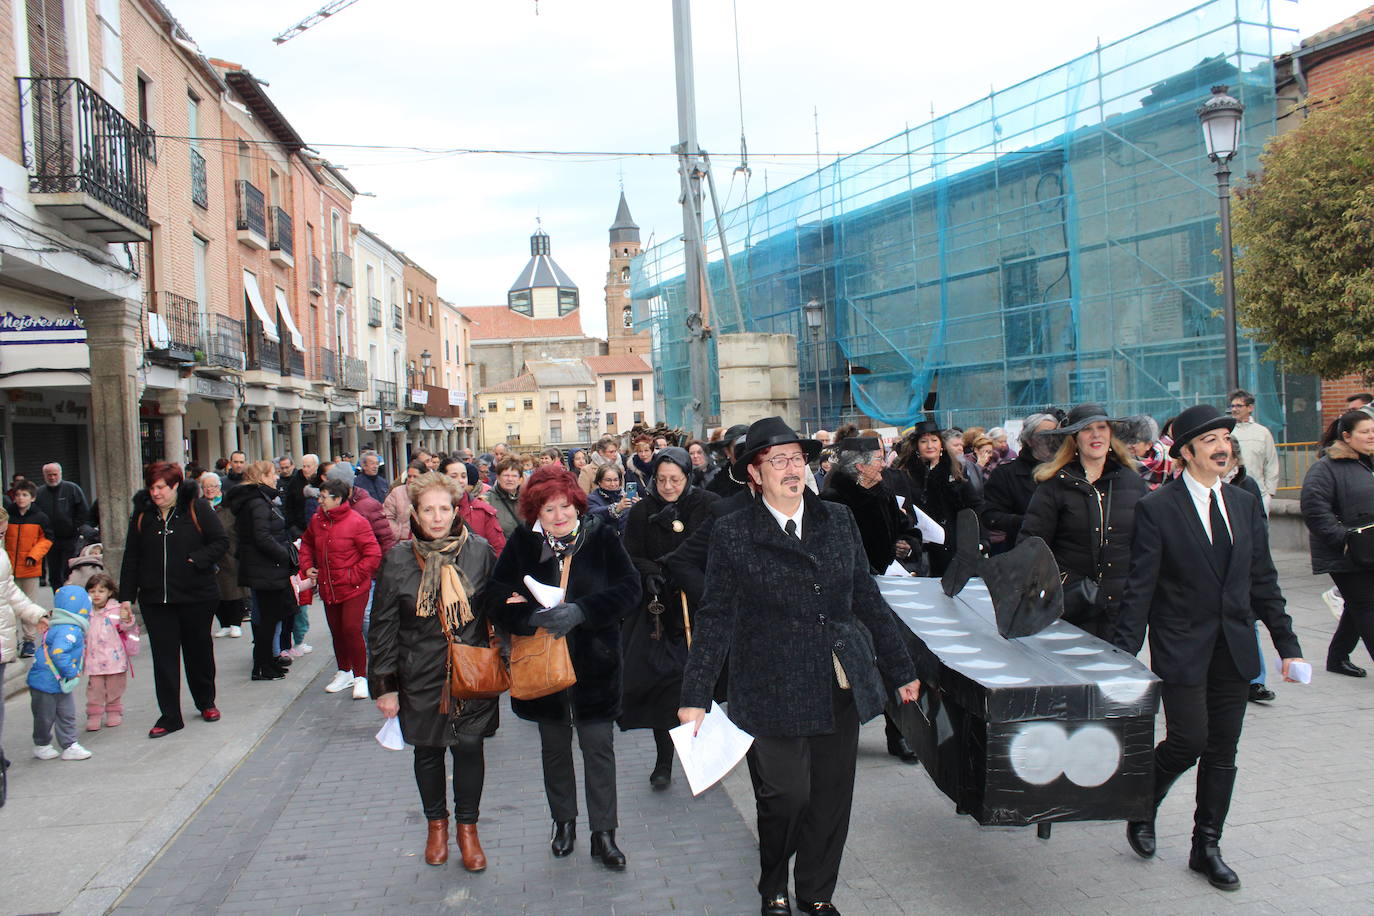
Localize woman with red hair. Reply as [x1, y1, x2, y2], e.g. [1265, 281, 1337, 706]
[486, 466, 640, 871]
[118, 462, 229, 738]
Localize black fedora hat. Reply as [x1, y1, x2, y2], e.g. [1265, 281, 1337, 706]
[834, 436, 882, 453]
[731, 417, 821, 481]
[1043, 403, 1123, 437]
[709, 423, 751, 453]
[907, 419, 941, 440]
[1168, 404, 1236, 459]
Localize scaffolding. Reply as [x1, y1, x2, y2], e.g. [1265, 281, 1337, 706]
[631, 0, 1312, 436]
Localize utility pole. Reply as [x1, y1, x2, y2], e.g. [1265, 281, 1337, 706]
[672, 0, 710, 439]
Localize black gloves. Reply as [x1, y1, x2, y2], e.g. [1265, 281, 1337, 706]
[537, 602, 585, 638]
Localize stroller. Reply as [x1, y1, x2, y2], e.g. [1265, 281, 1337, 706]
[65, 543, 106, 590]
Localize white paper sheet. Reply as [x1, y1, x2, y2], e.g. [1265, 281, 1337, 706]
[883, 560, 912, 577]
[912, 505, 946, 545]
[895, 495, 906, 509]
[375, 716, 405, 750]
[1276, 658, 1312, 684]
[523, 575, 565, 609]
[670, 702, 754, 797]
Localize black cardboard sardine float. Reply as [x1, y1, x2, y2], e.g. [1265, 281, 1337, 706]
[884, 511, 1159, 836]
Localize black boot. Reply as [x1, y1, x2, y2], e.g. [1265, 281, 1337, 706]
[650, 729, 673, 789]
[1188, 765, 1241, 891]
[590, 830, 626, 870]
[550, 819, 575, 857]
[884, 715, 919, 764]
[1126, 762, 1185, 859]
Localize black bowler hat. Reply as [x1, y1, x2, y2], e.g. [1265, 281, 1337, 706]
[835, 436, 882, 453]
[709, 423, 751, 453]
[731, 417, 821, 481]
[1168, 404, 1236, 459]
[908, 420, 941, 440]
[1043, 403, 1123, 437]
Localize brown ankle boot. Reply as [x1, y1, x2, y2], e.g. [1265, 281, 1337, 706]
[455, 822, 487, 872]
[424, 818, 449, 865]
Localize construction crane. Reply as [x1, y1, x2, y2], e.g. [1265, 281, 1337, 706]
[273, 0, 367, 44]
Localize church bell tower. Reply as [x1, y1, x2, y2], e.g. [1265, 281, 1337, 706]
[605, 192, 650, 356]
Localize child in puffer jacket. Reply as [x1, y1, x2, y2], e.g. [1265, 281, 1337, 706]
[29, 585, 92, 761]
[83, 572, 137, 730]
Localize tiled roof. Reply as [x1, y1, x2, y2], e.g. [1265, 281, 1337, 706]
[582, 354, 651, 375]
[1303, 5, 1374, 47]
[527, 359, 596, 387]
[477, 373, 536, 395]
[510, 255, 577, 292]
[459, 305, 586, 341]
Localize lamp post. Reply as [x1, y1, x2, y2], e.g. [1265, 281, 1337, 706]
[803, 298, 824, 433]
[1198, 84, 1245, 394]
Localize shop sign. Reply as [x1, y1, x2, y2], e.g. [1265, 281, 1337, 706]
[192, 377, 236, 400]
[363, 408, 382, 431]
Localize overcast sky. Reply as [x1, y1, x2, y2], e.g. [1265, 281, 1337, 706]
[173, 0, 1360, 339]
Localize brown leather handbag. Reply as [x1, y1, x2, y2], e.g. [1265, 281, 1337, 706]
[508, 555, 578, 700]
[446, 622, 509, 705]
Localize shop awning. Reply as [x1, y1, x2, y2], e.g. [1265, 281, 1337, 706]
[243, 271, 279, 343]
[274, 286, 306, 350]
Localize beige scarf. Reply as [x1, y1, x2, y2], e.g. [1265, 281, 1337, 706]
[411, 528, 473, 633]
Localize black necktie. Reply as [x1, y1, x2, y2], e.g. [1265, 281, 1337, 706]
[1209, 490, 1231, 570]
[785, 519, 799, 540]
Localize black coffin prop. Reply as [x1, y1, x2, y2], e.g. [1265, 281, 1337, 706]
[880, 575, 1160, 827]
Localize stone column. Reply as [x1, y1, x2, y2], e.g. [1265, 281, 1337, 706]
[217, 400, 240, 460]
[287, 409, 304, 462]
[158, 388, 189, 467]
[343, 412, 360, 457]
[392, 430, 406, 469]
[257, 412, 275, 461]
[82, 297, 144, 578]
[316, 413, 332, 457]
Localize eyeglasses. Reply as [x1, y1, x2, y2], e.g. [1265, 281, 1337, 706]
[1228, 403, 1246, 410]
[763, 453, 808, 470]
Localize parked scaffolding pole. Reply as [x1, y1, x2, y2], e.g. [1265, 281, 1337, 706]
[672, 0, 710, 438]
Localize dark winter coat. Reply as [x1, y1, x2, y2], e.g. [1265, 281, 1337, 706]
[118, 481, 228, 606]
[619, 484, 719, 730]
[35, 479, 88, 541]
[299, 502, 382, 605]
[223, 482, 292, 590]
[662, 488, 754, 609]
[212, 501, 248, 602]
[586, 487, 630, 536]
[282, 469, 314, 538]
[1019, 458, 1147, 622]
[981, 449, 1040, 545]
[456, 492, 506, 557]
[482, 485, 522, 540]
[348, 486, 396, 557]
[679, 491, 921, 737]
[367, 537, 499, 746]
[486, 516, 641, 725]
[355, 469, 389, 504]
[1300, 440, 1374, 575]
[895, 452, 979, 530]
[819, 471, 911, 574]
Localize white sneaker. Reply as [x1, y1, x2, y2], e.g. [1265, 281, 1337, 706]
[325, 669, 355, 693]
[213, 627, 231, 638]
[1323, 587, 1344, 621]
[352, 676, 370, 700]
[33, 744, 59, 760]
[228, 626, 243, 638]
[61, 743, 92, 761]
[296, 643, 313, 655]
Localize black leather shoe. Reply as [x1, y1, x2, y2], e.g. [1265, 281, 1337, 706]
[1247, 683, 1275, 703]
[251, 667, 286, 681]
[799, 902, 842, 914]
[760, 894, 790, 915]
[649, 762, 672, 789]
[886, 735, 920, 764]
[1189, 841, 1241, 891]
[1126, 819, 1156, 858]
[590, 830, 626, 869]
[1327, 659, 1368, 677]
[550, 820, 575, 857]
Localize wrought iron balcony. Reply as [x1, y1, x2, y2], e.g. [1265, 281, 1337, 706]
[146, 291, 200, 363]
[190, 147, 208, 209]
[372, 379, 398, 410]
[337, 354, 367, 390]
[270, 206, 293, 266]
[16, 76, 152, 242]
[317, 346, 337, 384]
[205, 315, 245, 371]
[139, 121, 157, 163]
[392, 303, 403, 330]
[331, 251, 354, 287]
[309, 256, 323, 294]
[285, 346, 306, 378]
[235, 179, 267, 248]
[368, 297, 382, 327]
[244, 316, 280, 373]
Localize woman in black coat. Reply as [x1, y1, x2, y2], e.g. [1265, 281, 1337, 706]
[1301, 410, 1374, 677]
[981, 412, 1059, 554]
[485, 466, 641, 870]
[223, 461, 295, 681]
[118, 462, 228, 738]
[1019, 404, 1147, 639]
[618, 447, 718, 788]
[893, 420, 980, 576]
[368, 472, 498, 871]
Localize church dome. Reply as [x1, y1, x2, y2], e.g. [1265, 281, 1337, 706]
[508, 227, 578, 317]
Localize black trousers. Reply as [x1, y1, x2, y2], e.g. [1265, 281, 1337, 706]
[746, 681, 859, 903]
[413, 736, 486, 823]
[44, 537, 77, 588]
[537, 719, 617, 832]
[250, 587, 295, 670]
[1155, 635, 1249, 776]
[141, 600, 218, 729]
[1328, 570, 1374, 665]
[215, 598, 246, 630]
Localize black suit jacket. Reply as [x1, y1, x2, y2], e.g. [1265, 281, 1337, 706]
[1111, 475, 1301, 685]
[679, 491, 919, 737]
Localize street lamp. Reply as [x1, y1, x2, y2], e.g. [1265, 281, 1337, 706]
[1198, 84, 1245, 393]
[803, 298, 824, 433]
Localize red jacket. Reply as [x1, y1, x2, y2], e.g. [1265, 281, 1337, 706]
[298, 502, 382, 605]
[348, 486, 396, 556]
[457, 492, 506, 557]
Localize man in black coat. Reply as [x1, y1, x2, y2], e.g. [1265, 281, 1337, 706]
[1111, 404, 1304, 892]
[36, 462, 89, 589]
[679, 418, 921, 916]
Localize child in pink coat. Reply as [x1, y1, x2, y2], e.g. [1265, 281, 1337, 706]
[83, 573, 137, 730]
